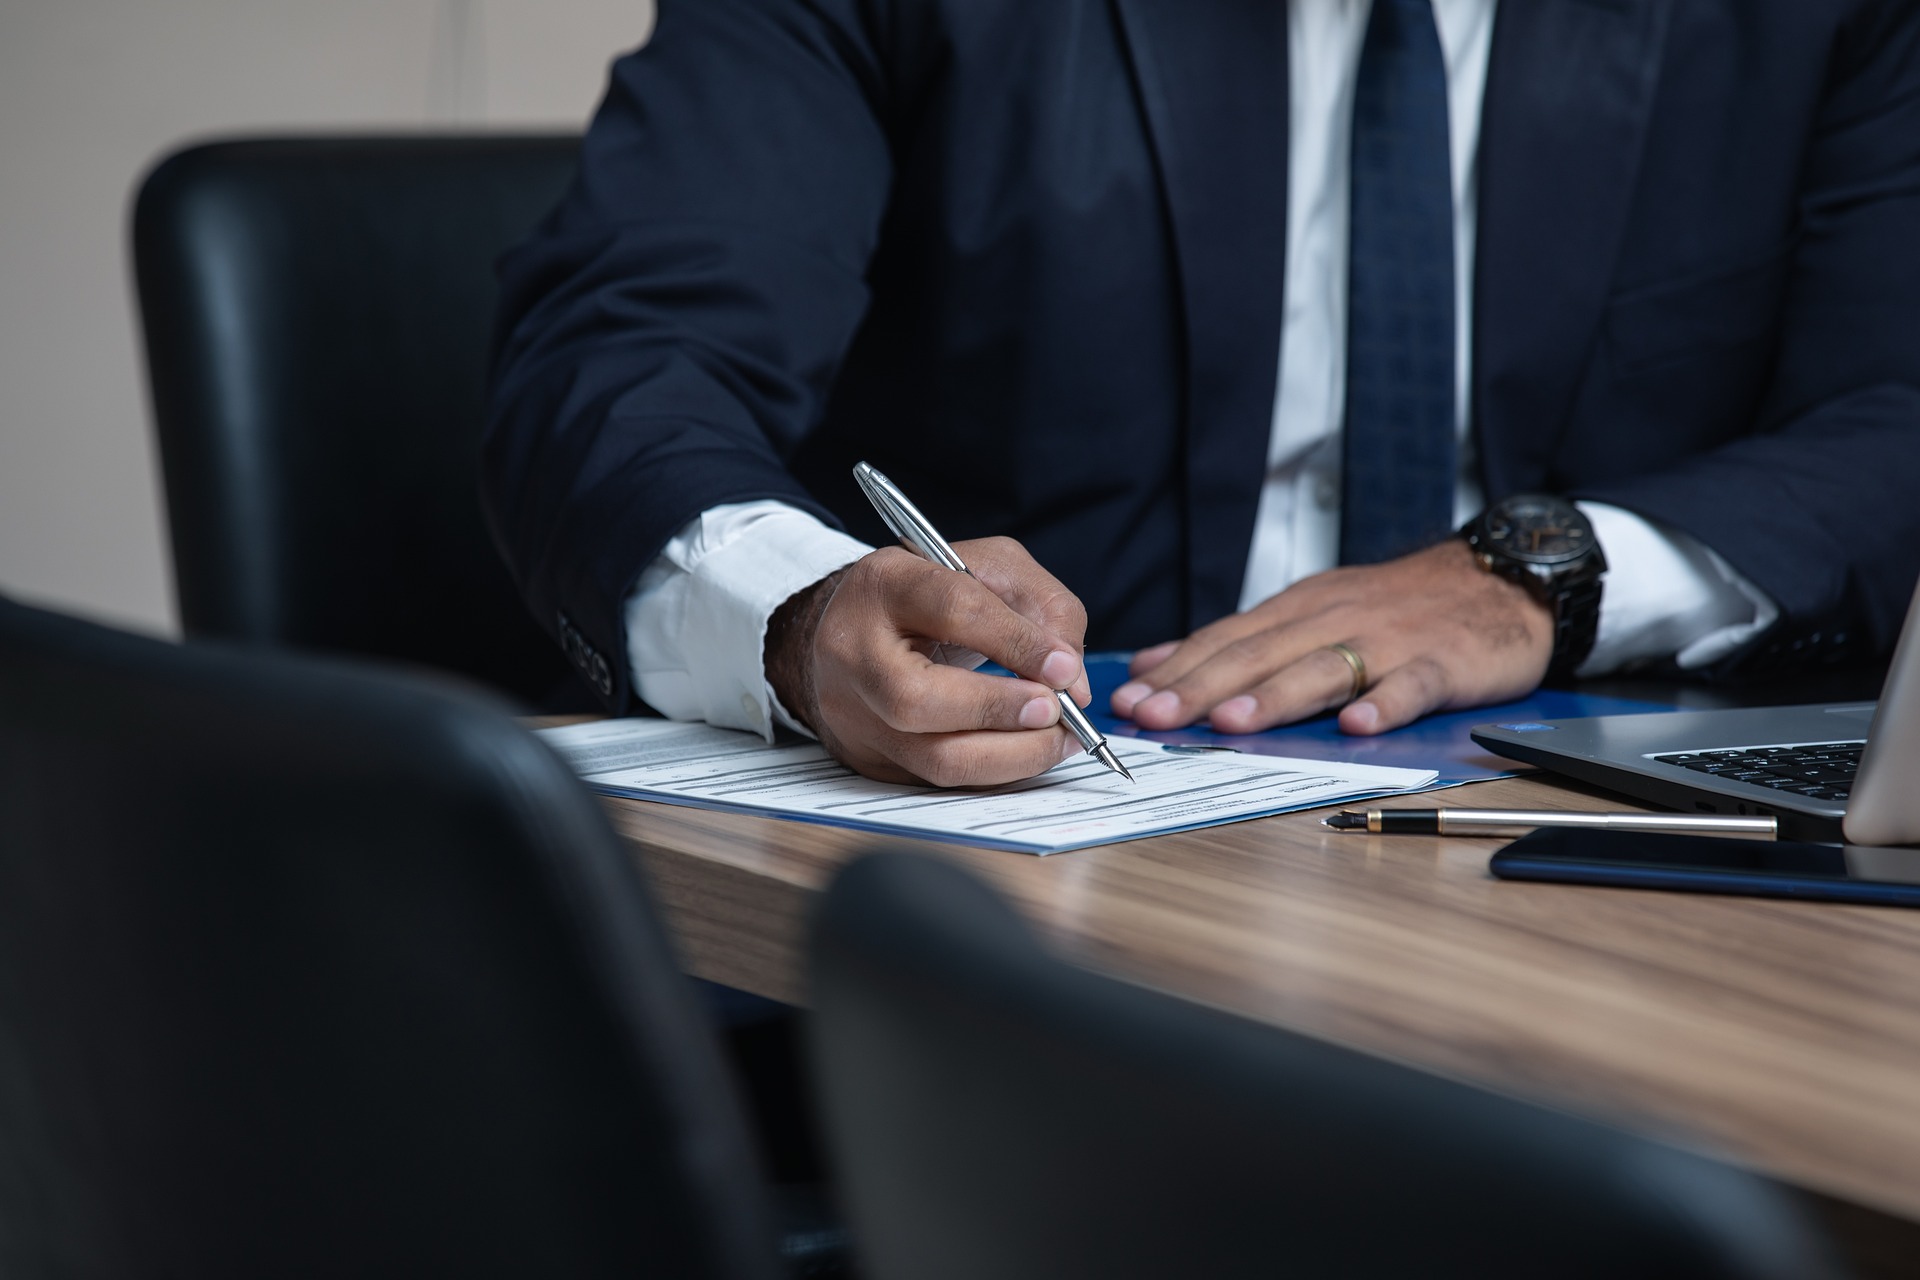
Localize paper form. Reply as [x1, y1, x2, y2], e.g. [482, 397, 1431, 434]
[537, 718, 1437, 855]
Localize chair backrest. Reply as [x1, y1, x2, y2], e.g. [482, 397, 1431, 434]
[808, 853, 1844, 1280]
[0, 597, 780, 1280]
[133, 135, 580, 703]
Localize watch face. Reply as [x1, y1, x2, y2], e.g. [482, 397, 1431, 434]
[1481, 497, 1594, 565]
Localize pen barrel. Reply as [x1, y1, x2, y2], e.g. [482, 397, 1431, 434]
[1435, 810, 1777, 839]
[1054, 694, 1104, 752]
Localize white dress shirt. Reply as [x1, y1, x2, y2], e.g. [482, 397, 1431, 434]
[622, 0, 1775, 740]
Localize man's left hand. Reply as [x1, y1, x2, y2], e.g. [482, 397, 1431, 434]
[1111, 539, 1555, 735]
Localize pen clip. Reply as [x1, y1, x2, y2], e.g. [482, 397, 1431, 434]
[854, 462, 969, 573]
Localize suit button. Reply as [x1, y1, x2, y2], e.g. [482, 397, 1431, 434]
[740, 692, 759, 720]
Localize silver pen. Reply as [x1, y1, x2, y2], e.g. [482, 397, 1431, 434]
[852, 461, 1134, 783]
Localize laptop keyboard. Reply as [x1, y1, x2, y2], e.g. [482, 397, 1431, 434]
[1650, 742, 1864, 804]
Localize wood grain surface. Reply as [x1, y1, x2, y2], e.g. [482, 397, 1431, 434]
[526, 702, 1920, 1236]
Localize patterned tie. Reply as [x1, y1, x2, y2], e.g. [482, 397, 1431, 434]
[1339, 0, 1457, 566]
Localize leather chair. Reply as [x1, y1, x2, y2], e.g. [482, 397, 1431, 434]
[808, 853, 1845, 1280]
[133, 135, 579, 704]
[0, 597, 838, 1277]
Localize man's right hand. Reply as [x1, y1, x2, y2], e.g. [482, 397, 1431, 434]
[765, 537, 1092, 787]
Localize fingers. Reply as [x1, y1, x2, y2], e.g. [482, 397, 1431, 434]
[877, 545, 1084, 691]
[961, 536, 1092, 701]
[1187, 645, 1456, 738]
[964, 536, 1089, 645]
[1111, 677, 1151, 718]
[804, 544, 1092, 787]
[1112, 614, 1277, 719]
[1125, 622, 1334, 730]
[1124, 634, 1456, 738]
[1114, 643, 1191, 716]
[1203, 644, 1369, 734]
[1128, 640, 1178, 677]
[858, 656, 1064, 735]
[1110, 541, 1560, 734]
[1112, 573, 1345, 716]
[823, 664, 1080, 788]
[1340, 656, 1453, 736]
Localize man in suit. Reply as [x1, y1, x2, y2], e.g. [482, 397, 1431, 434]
[485, 0, 1920, 786]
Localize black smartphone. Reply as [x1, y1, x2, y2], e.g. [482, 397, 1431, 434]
[1489, 827, 1920, 907]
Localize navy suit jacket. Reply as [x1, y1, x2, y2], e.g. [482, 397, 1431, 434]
[485, 0, 1920, 712]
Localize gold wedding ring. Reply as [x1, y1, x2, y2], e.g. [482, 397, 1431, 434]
[1326, 642, 1367, 705]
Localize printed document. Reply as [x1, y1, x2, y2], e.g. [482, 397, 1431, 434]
[538, 718, 1437, 855]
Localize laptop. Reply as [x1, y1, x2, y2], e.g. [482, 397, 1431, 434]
[1472, 587, 1920, 845]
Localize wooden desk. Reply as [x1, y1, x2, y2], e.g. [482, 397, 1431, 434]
[590, 760, 1920, 1251]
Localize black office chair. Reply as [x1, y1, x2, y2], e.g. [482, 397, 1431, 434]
[0, 597, 838, 1278]
[809, 853, 1845, 1280]
[133, 135, 580, 704]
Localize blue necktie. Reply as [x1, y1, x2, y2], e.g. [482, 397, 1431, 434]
[1339, 0, 1457, 566]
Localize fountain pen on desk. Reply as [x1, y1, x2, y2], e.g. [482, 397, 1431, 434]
[852, 461, 1134, 783]
[1325, 808, 1778, 838]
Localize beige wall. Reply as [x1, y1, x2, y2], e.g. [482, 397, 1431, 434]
[0, 0, 654, 634]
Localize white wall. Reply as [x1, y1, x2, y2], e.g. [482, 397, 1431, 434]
[0, 0, 654, 634]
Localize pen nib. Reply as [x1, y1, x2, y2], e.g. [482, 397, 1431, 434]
[1322, 811, 1368, 830]
[1093, 743, 1136, 783]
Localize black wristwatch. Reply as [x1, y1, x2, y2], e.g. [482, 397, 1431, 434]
[1459, 495, 1607, 680]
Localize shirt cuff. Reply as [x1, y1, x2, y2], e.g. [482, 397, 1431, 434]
[624, 501, 874, 740]
[1576, 501, 1780, 676]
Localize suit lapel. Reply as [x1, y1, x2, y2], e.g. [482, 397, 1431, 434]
[1111, 0, 1289, 630]
[1474, 0, 1675, 497]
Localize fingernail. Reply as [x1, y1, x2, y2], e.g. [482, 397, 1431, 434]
[1041, 649, 1080, 688]
[1215, 695, 1257, 724]
[1112, 680, 1149, 714]
[1020, 695, 1059, 729]
[1138, 690, 1181, 722]
[1345, 701, 1380, 732]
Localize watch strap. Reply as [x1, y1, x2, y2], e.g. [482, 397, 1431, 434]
[1547, 573, 1603, 680]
